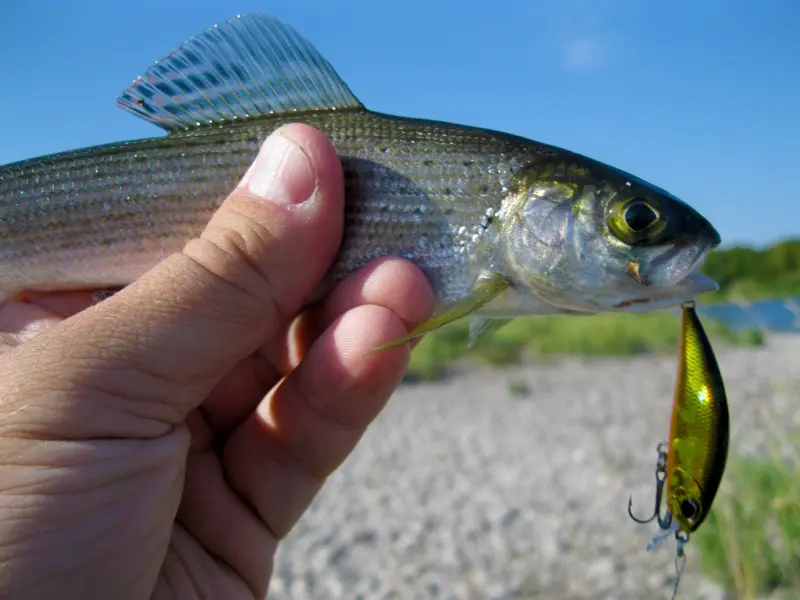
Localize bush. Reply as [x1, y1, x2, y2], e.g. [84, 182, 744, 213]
[701, 238, 800, 301]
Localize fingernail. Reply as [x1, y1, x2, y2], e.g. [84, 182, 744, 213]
[239, 132, 314, 204]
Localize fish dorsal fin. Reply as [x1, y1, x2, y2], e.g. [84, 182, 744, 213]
[116, 13, 364, 131]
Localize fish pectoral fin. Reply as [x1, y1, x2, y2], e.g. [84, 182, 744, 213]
[116, 13, 364, 132]
[468, 317, 513, 348]
[368, 272, 511, 354]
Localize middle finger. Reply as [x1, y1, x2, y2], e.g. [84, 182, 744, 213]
[199, 257, 433, 437]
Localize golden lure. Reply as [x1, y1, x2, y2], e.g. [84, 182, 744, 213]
[628, 302, 729, 598]
[666, 303, 730, 532]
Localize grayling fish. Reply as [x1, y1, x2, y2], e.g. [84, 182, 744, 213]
[0, 13, 721, 347]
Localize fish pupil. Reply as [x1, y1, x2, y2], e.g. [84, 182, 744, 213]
[624, 200, 658, 232]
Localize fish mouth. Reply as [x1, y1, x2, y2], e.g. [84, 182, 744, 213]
[684, 272, 719, 294]
[644, 240, 715, 288]
[613, 273, 718, 311]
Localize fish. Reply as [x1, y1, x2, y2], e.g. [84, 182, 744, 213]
[0, 13, 722, 347]
[628, 301, 730, 599]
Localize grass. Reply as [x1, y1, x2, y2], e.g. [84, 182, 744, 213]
[405, 310, 764, 382]
[694, 407, 800, 599]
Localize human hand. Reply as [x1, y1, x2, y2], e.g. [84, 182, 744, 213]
[0, 124, 434, 599]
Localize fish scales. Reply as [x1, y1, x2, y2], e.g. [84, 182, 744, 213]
[0, 111, 535, 302]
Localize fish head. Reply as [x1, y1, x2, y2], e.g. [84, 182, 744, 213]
[501, 156, 721, 313]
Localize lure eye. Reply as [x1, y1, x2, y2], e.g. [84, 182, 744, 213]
[607, 196, 665, 246]
[680, 498, 702, 524]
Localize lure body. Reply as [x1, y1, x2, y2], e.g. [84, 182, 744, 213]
[628, 302, 730, 599]
[665, 303, 730, 532]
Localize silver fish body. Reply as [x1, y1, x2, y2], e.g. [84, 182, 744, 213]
[0, 112, 552, 304]
[0, 13, 721, 339]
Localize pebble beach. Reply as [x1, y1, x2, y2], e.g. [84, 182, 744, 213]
[268, 334, 800, 600]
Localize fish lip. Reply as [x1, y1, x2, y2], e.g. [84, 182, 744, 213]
[646, 236, 716, 287]
[684, 272, 719, 294]
[611, 273, 718, 310]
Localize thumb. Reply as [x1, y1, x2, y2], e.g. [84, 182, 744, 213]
[0, 123, 344, 436]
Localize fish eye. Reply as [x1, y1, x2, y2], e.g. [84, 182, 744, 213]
[606, 195, 665, 246]
[680, 498, 701, 523]
[624, 199, 659, 232]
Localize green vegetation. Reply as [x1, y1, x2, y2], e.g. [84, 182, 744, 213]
[701, 238, 800, 302]
[406, 311, 762, 381]
[694, 407, 800, 599]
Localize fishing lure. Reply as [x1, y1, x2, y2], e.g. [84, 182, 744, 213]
[628, 301, 730, 599]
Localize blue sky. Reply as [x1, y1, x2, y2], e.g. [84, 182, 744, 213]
[1, 0, 797, 247]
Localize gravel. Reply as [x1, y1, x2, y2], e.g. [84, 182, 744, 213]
[268, 334, 800, 599]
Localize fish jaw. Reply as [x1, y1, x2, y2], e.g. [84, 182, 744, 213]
[565, 255, 721, 314]
[600, 212, 721, 310]
[607, 273, 718, 312]
[635, 209, 721, 288]
[585, 228, 721, 312]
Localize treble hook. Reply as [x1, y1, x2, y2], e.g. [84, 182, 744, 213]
[628, 442, 673, 530]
